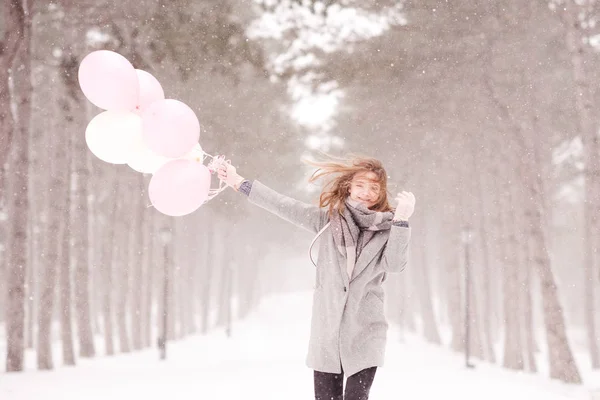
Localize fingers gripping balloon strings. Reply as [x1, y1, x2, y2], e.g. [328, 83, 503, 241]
[204, 152, 228, 202]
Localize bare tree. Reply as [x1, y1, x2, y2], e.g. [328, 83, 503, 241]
[199, 222, 213, 334]
[102, 171, 118, 356]
[444, 213, 464, 352]
[115, 173, 131, 353]
[5, 0, 32, 373]
[502, 159, 525, 371]
[474, 135, 497, 363]
[521, 227, 538, 373]
[560, 0, 600, 369]
[0, 0, 25, 191]
[37, 118, 66, 370]
[414, 225, 441, 345]
[69, 75, 97, 359]
[142, 207, 155, 347]
[130, 174, 145, 350]
[59, 148, 75, 366]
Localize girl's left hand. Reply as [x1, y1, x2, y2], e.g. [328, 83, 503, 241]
[216, 158, 245, 191]
[394, 191, 415, 221]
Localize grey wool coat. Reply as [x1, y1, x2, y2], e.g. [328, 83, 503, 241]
[247, 180, 411, 377]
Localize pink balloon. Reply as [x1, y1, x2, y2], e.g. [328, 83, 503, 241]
[134, 69, 165, 114]
[148, 159, 211, 217]
[78, 50, 139, 111]
[141, 99, 200, 158]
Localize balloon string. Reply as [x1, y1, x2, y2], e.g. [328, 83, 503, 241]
[203, 150, 228, 202]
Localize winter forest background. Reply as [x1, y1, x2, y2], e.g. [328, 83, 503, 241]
[1, 0, 600, 395]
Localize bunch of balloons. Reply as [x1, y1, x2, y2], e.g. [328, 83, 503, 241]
[78, 50, 224, 217]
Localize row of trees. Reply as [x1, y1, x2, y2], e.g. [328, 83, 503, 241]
[0, 0, 302, 372]
[324, 0, 600, 384]
[1, 0, 599, 387]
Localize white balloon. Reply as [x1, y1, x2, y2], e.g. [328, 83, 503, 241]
[85, 111, 141, 164]
[182, 143, 204, 163]
[128, 133, 173, 174]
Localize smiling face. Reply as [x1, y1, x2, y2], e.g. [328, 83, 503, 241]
[348, 171, 382, 209]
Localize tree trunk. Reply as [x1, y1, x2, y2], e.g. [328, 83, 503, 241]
[216, 228, 233, 336]
[486, 147, 504, 353]
[25, 106, 45, 349]
[115, 174, 131, 353]
[522, 230, 537, 373]
[236, 238, 259, 321]
[25, 216, 36, 350]
[131, 174, 145, 351]
[461, 152, 485, 362]
[0, 0, 25, 194]
[446, 227, 463, 352]
[69, 77, 96, 358]
[59, 154, 75, 366]
[223, 265, 233, 338]
[186, 230, 197, 335]
[57, 47, 94, 363]
[177, 234, 192, 337]
[4, 0, 30, 373]
[502, 167, 524, 370]
[403, 260, 417, 334]
[85, 102, 101, 338]
[564, 0, 600, 369]
[142, 207, 154, 348]
[199, 228, 213, 334]
[395, 270, 407, 342]
[417, 241, 441, 344]
[525, 140, 581, 383]
[174, 234, 186, 339]
[167, 236, 176, 341]
[37, 140, 65, 370]
[475, 142, 496, 363]
[102, 174, 118, 356]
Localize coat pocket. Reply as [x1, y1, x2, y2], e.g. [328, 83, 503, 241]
[359, 292, 386, 328]
[367, 291, 384, 305]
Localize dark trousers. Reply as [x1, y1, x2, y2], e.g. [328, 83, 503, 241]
[314, 366, 377, 400]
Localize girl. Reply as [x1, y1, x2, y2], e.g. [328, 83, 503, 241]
[217, 155, 414, 400]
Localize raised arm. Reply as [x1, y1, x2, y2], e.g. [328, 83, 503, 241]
[217, 160, 329, 234]
[382, 224, 411, 273]
[382, 191, 415, 273]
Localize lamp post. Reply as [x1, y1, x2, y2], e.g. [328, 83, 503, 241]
[158, 226, 172, 360]
[461, 225, 475, 369]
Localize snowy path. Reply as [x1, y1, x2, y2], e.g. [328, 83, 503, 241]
[1, 292, 595, 400]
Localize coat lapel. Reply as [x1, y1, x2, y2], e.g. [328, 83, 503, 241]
[339, 260, 350, 287]
[350, 230, 388, 282]
[335, 248, 350, 287]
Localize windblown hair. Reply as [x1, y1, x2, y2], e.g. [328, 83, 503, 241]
[305, 154, 394, 216]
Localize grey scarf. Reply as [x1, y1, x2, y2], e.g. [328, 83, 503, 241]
[331, 199, 394, 278]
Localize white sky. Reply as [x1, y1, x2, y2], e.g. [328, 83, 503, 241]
[247, 2, 407, 133]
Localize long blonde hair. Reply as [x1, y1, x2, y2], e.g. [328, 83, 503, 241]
[305, 153, 394, 216]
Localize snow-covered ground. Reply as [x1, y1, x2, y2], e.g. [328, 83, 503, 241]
[1, 292, 599, 400]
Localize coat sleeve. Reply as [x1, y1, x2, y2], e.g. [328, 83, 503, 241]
[247, 180, 329, 234]
[381, 226, 411, 273]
